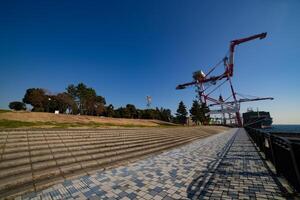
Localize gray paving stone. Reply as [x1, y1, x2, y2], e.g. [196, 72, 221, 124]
[17, 128, 288, 200]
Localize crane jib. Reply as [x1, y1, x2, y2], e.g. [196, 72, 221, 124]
[175, 32, 271, 127]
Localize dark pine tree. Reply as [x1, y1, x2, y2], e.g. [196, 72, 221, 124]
[199, 103, 210, 125]
[176, 101, 188, 125]
[189, 100, 202, 125]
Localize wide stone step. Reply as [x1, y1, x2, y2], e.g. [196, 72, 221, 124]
[1, 128, 205, 140]
[3, 133, 168, 151]
[0, 127, 227, 199]
[3, 131, 152, 142]
[0, 133, 195, 163]
[1, 134, 183, 162]
[0, 135, 196, 178]
[0, 136, 198, 198]
[1, 131, 189, 153]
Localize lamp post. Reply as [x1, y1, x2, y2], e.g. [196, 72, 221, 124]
[47, 97, 51, 113]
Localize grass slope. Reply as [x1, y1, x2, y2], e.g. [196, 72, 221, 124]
[0, 110, 177, 129]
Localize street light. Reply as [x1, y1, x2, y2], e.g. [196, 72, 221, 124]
[47, 97, 51, 112]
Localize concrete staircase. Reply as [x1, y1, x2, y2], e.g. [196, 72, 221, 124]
[0, 126, 228, 198]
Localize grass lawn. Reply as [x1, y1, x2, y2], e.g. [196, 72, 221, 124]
[0, 110, 178, 129]
[0, 119, 170, 129]
[0, 109, 11, 114]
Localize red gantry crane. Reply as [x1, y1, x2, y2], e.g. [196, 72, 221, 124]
[176, 32, 273, 127]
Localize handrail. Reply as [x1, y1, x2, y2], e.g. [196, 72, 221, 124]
[245, 127, 300, 193]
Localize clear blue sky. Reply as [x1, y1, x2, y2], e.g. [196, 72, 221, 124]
[0, 0, 299, 124]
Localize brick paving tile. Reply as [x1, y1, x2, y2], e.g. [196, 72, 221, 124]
[18, 128, 288, 200]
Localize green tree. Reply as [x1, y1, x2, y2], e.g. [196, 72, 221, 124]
[126, 104, 138, 118]
[139, 109, 155, 119]
[23, 88, 47, 111]
[56, 92, 78, 114]
[105, 104, 114, 117]
[66, 83, 106, 115]
[45, 93, 78, 114]
[189, 100, 202, 125]
[9, 101, 26, 111]
[66, 83, 88, 114]
[94, 96, 106, 116]
[199, 103, 210, 125]
[154, 107, 161, 120]
[114, 107, 130, 118]
[176, 101, 188, 125]
[46, 96, 59, 113]
[83, 88, 97, 115]
[158, 108, 172, 122]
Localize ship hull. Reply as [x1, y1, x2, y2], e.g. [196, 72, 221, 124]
[243, 111, 273, 129]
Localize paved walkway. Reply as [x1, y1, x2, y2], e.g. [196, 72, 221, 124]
[19, 128, 286, 200]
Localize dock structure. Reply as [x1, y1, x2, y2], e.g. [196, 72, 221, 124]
[13, 128, 289, 200]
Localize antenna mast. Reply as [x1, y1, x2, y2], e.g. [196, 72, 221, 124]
[146, 96, 152, 108]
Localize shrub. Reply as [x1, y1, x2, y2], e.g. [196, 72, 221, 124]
[9, 101, 26, 111]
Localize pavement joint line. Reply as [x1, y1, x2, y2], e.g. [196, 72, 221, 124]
[26, 130, 35, 193]
[18, 129, 234, 198]
[186, 129, 239, 199]
[2, 127, 289, 199]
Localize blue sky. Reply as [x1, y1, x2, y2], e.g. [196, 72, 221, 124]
[0, 0, 299, 124]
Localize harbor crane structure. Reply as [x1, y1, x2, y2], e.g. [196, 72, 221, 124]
[176, 32, 273, 127]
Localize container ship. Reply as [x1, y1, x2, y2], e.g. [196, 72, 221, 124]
[242, 110, 273, 129]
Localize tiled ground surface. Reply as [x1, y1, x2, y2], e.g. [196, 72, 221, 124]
[18, 128, 287, 200]
[1, 126, 227, 197]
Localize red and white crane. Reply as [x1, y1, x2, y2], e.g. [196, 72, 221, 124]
[176, 32, 272, 127]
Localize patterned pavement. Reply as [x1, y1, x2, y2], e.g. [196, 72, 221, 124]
[18, 128, 287, 200]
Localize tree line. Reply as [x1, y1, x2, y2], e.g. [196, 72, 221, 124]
[175, 100, 210, 125]
[9, 82, 210, 124]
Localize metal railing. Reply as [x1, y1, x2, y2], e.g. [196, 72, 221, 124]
[245, 127, 300, 192]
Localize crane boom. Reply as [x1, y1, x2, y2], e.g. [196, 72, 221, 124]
[209, 97, 274, 107]
[176, 32, 267, 90]
[175, 32, 268, 127]
[176, 81, 197, 90]
[228, 32, 267, 76]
